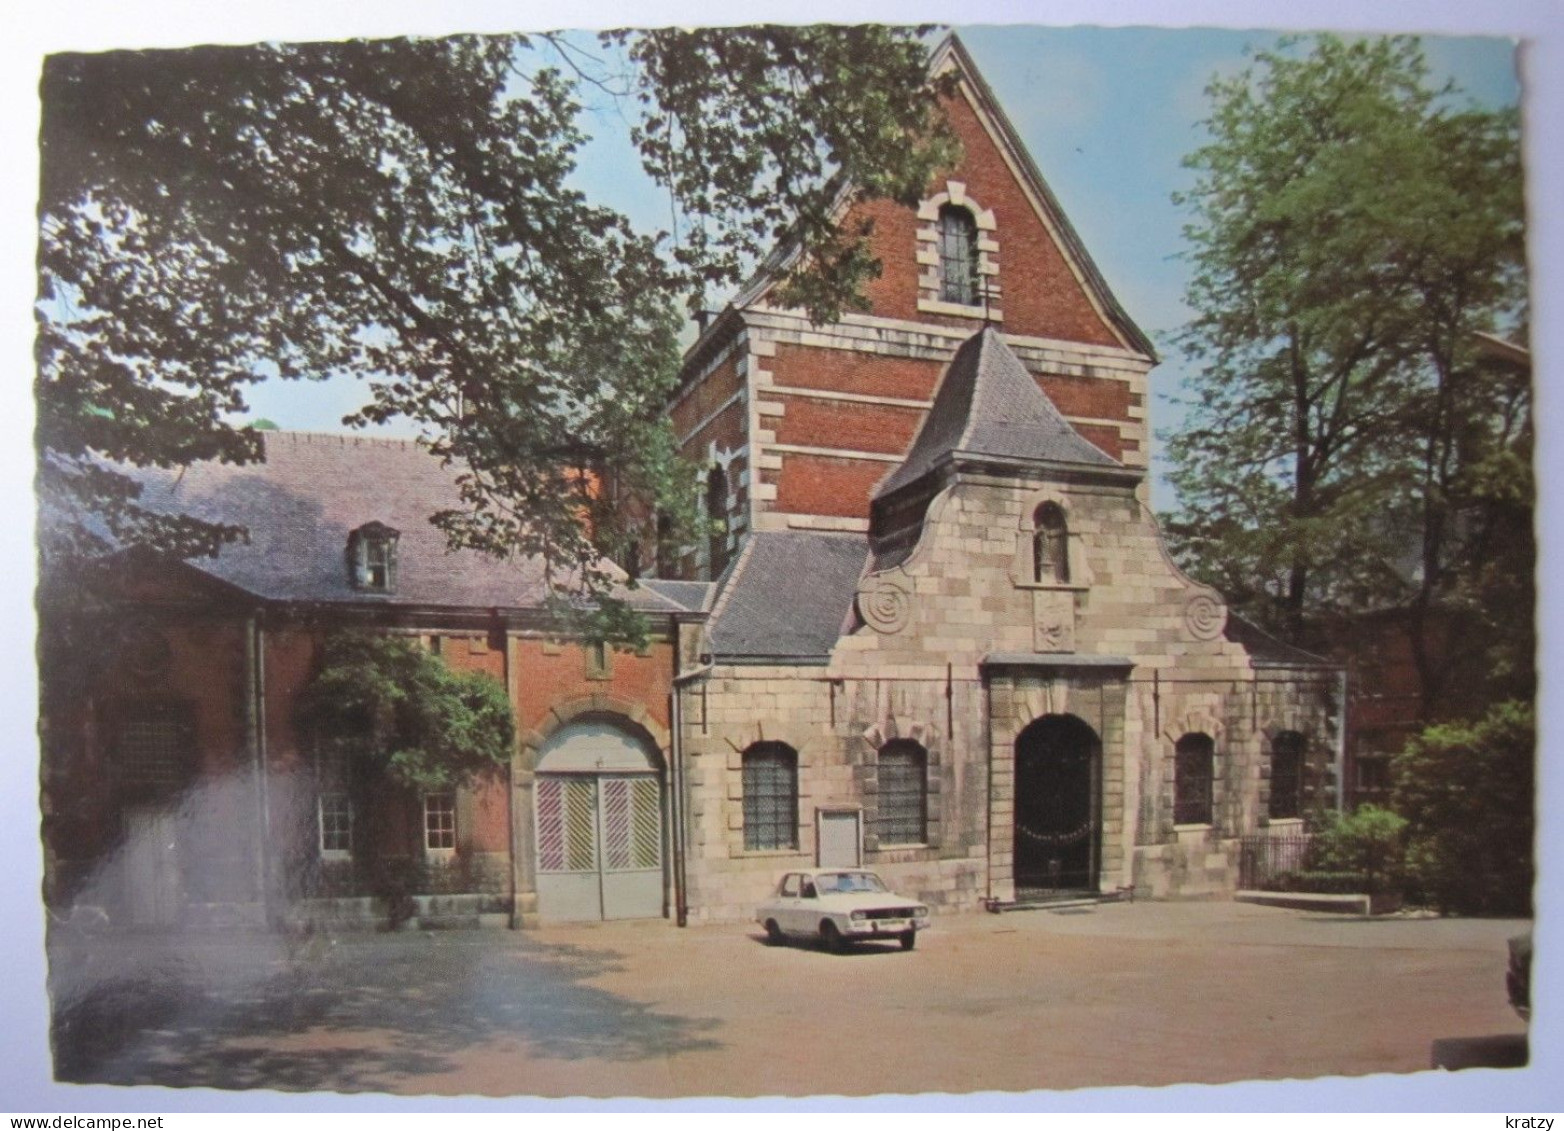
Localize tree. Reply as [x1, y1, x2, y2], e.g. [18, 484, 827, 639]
[1165, 35, 1527, 690]
[37, 28, 956, 637]
[1393, 700, 1533, 915]
[294, 631, 515, 792]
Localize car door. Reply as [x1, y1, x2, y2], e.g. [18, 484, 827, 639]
[776, 873, 803, 933]
[795, 875, 822, 934]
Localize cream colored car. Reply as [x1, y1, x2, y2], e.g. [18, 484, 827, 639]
[757, 869, 931, 952]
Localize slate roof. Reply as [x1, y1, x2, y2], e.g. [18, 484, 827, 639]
[121, 431, 689, 614]
[1224, 614, 1336, 669]
[874, 326, 1122, 500]
[707, 531, 869, 660]
[640, 578, 715, 613]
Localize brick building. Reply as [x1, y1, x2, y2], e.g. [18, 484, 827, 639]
[38, 34, 1342, 932]
[664, 35, 1341, 919]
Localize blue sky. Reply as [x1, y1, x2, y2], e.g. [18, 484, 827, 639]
[237, 24, 1523, 509]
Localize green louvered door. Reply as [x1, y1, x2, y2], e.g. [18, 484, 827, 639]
[535, 773, 663, 921]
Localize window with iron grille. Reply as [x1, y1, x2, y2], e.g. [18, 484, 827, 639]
[742, 742, 798, 851]
[938, 204, 980, 305]
[424, 792, 456, 852]
[318, 793, 353, 855]
[877, 740, 927, 844]
[116, 701, 193, 798]
[1268, 731, 1306, 819]
[1174, 732, 1214, 825]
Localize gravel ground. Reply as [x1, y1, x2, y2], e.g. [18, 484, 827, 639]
[46, 899, 1530, 1098]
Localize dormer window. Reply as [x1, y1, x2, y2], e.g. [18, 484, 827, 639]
[347, 521, 399, 593]
[1032, 502, 1070, 585]
[938, 204, 980, 306]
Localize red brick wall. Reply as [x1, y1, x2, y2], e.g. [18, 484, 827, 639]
[848, 91, 1123, 348]
[1074, 422, 1128, 461]
[679, 397, 747, 461]
[771, 341, 944, 401]
[772, 396, 923, 455]
[437, 633, 511, 853]
[673, 350, 744, 443]
[512, 638, 674, 740]
[772, 452, 893, 519]
[1038, 373, 1138, 422]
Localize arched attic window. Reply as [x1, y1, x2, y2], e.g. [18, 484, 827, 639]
[938, 204, 981, 306]
[347, 521, 399, 593]
[1032, 502, 1070, 585]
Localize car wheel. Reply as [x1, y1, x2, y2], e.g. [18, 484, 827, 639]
[900, 929, 916, 951]
[820, 920, 845, 954]
[764, 919, 784, 946]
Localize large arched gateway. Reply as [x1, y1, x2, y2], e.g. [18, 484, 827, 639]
[534, 717, 666, 922]
[1013, 714, 1102, 897]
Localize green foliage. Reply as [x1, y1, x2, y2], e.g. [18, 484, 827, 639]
[1393, 700, 1534, 915]
[1265, 870, 1396, 896]
[36, 29, 955, 638]
[1305, 804, 1407, 885]
[1166, 35, 1528, 659]
[295, 631, 514, 792]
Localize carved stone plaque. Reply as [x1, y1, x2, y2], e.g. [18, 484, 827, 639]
[1033, 589, 1075, 652]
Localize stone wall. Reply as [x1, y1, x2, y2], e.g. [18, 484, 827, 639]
[673, 462, 1339, 920]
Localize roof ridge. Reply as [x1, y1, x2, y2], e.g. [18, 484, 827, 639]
[705, 533, 759, 625]
[261, 430, 425, 449]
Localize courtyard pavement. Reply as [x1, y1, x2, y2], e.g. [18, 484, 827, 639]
[46, 900, 1529, 1099]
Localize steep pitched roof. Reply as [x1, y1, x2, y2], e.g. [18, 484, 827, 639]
[692, 31, 1155, 364]
[117, 431, 688, 615]
[874, 326, 1122, 499]
[707, 531, 868, 660]
[930, 34, 1155, 360]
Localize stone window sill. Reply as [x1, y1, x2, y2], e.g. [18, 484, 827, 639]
[1016, 579, 1089, 593]
[918, 298, 1004, 320]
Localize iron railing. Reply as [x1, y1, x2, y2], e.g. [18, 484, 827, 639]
[1238, 832, 1314, 890]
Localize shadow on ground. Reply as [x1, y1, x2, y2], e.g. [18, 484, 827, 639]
[1430, 1033, 1529, 1071]
[48, 929, 722, 1093]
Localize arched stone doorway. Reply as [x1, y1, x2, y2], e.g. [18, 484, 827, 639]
[534, 716, 666, 922]
[1013, 714, 1101, 896]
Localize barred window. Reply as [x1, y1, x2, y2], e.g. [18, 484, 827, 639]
[1174, 733, 1214, 825]
[424, 792, 456, 852]
[938, 204, 980, 305]
[318, 794, 353, 855]
[742, 742, 798, 852]
[877, 740, 928, 845]
[1269, 731, 1306, 820]
[116, 701, 193, 797]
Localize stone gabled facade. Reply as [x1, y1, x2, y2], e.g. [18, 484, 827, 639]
[666, 35, 1343, 921]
